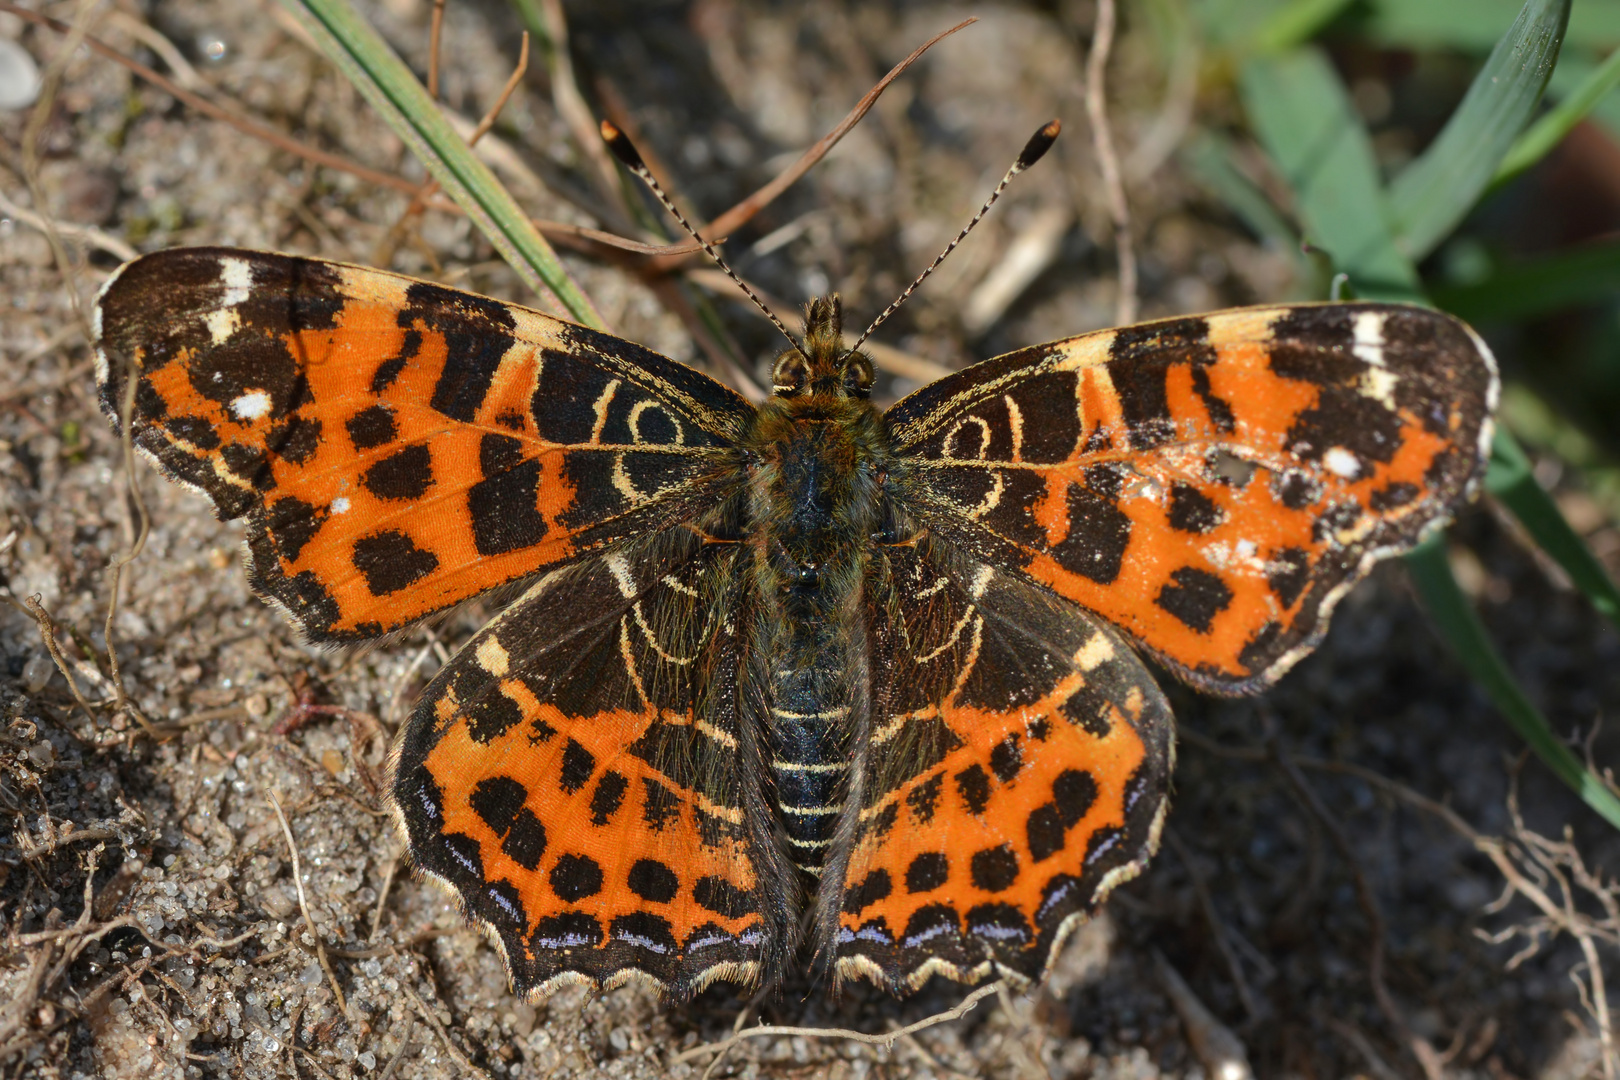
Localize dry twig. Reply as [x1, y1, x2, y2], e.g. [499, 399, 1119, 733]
[675, 979, 1003, 1067]
[266, 788, 349, 1018]
[1083, 0, 1138, 326]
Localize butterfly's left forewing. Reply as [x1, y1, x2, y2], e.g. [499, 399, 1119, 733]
[95, 248, 751, 642]
[886, 303, 1497, 694]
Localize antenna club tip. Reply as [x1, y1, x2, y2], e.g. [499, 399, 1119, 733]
[599, 120, 645, 170]
[1016, 119, 1061, 170]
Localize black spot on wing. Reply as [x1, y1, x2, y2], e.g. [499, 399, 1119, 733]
[559, 739, 595, 794]
[470, 776, 528, 835]
[589, 771, 629, 825]
[1155, 566, 1233, 633]
[1168, 482, 1223, 533]
[1051, 483, 1131, 585]
[346, 405, 397, 450]
[531, 911, 602, 950]
[957, 765, 991, 815]
[627, 859, 678, 903]
[502, 809, 548, 870]
[907, 853, 949, 893]
[352, 530, 438, 596]
[1107, 317, 1214, 450]
[990, 734, 1022, 783]
[398, 281, 517, 423]
[469, 460, 548, 556]
[643, 778, 682, 831]
[693, 876, 755, 918]
[843, 870, 893, 915]
[550, 853, 604, 901]
[906, 772, 944, 825]
[464, 688, 524, 744]
[370, 330, 420, 393]
[363, 444, 434, 501]
[970, 844, 1019, 892]
[268, 415, 321, 465]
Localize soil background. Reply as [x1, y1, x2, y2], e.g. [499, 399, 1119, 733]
[2, 1, 1619, 1078]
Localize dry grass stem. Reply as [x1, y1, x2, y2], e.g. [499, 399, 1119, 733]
[1084, 0, 1138, 326]
[675, 979, 1003, 1065]
[1165, 827, 1262, 1023]
[1262, 715, 1447, 1080]
[266, 788, 349, 1018]
[1155, 951, 1255, 1080]
[405, 984, 492, 1080]
[0, 186, 136, 262]
[651, 17, 980, 273]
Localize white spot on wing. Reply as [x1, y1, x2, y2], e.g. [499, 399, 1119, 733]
[219, 256, 253, 307]
[1074, 633, 1115, 671]
[1359, 364, 1399, 409]
[229, 390, 271, 421]
[204, 307, 240, 345]
[330, 497, 351, 514]
[1352, 310, 1386, 366]
[476, 636, 510, 677]
[1323, 447, 1360, 479]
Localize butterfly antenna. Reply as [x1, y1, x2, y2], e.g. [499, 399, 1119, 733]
[600, 120, 805, 358]
[851, 119, 1061, 352]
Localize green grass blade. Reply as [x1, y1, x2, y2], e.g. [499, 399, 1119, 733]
[1487, 428, 1620, 625]
[1248, 0, 1356, 52]
[1386, 0, 1571, 261]
[1432, 236, 1620, 322]
[1358, 0, 1619, 52]
[281, 0, 604, 328]
[1239, 48, 1421, 301]
[1550, 51, 1620, 142]
[1406, 537, 1620, 830]
[1495, 45, 1620, 183]
[1180, 133, 1300, 249]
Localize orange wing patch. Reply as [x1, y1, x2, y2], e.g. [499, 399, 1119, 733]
[392, 525, 796, 999]
[826, 539, 1173, 992]
[887, 304, 1497, 693]
[95, 249, 751, 642]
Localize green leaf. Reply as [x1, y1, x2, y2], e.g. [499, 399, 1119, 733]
[1432, 236, 1620, 322]
[1239, 48, 1421, 301]
[1486, 429, 1620, 626]
[1249, 0, 1357, 52]
[280, 0, 604, 328]
[1496, 46, 1620, 182]
[1406, 537, 1620, 831]
[1550, 51, 1620, 142]
[1387, 0, 1571, 261]
[1359, 0, 1619, 52]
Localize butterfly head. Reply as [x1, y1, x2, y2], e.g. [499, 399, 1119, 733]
[772, 296, 875, 401]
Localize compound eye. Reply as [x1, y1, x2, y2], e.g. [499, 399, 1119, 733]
[843, 355, 875, 397]
[772, 354, 810, 397]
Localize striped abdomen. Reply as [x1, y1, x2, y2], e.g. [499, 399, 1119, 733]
[766, 626, 852, 873]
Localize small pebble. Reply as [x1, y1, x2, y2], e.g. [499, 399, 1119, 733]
[0, 39, 39, 111]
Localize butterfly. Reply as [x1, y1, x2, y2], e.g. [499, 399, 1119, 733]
[93, 166, 1496, 1001]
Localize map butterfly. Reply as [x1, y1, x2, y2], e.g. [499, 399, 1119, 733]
[93, 123, 1496, 1002]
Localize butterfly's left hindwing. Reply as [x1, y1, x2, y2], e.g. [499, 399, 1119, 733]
[829, 534, 1173, 993]
[887, 303, 1497, 694]
[94, 249, 751, 642]
[392, 520, 796, 1000]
